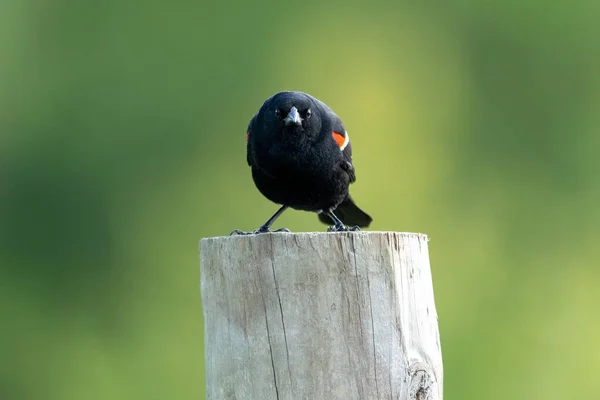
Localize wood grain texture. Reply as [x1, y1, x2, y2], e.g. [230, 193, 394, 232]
[200, 232, 442, 400]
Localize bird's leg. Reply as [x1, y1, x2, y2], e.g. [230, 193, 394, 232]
[255, 205, 290, 233]
[230, 205, 291, 235]
[325, 211, 360, 232]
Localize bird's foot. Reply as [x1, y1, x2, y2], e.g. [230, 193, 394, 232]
[230, 227, 291, 236]
[230, 229, 254, 236]
[327, 224, 361, 233]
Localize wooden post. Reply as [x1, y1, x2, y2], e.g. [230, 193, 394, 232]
[200, 232, 442, 400]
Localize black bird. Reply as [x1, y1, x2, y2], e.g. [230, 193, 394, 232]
[231, 91, 372, 235]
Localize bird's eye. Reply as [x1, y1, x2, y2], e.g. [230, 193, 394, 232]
[305, 109, 312, 119]
[275, 109, 281, 119]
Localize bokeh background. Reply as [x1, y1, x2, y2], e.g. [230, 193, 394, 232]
[2, 0, 599, 399]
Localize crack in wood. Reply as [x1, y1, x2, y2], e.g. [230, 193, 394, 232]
[260, 260, 280, 400]
[269, 237, 292, 393]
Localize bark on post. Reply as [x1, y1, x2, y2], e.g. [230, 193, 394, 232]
[200, 232, 442, 400]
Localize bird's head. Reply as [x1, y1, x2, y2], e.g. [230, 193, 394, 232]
[263, 91, 323, 141]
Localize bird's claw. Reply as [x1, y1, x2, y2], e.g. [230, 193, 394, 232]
[327, 225, 361, 233]
[230, 227, 291, 236]
[230, 229, 254, 236]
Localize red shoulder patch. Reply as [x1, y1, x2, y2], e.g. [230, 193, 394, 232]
[332, 130, 350, 150]
[332, 131, 345, 148]
[246, 132, 250, 142]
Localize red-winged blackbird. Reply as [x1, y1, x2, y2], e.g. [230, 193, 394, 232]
[231, 91, 372, 235]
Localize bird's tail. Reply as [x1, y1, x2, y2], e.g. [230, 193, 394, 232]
[318, 195, 372, 228]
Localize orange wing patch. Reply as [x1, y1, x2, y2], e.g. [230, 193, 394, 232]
[332, 131, 349, 150]
[332, 131, 345, 147]
[246, 132, 250, 142]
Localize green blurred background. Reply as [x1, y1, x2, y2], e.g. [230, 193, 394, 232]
[1, 0, 599, 399]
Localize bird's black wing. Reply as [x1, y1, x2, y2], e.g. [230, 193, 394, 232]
[341, 140, 356, 183]
[246, 115, 256, 166]
[330, 115, 356, 183]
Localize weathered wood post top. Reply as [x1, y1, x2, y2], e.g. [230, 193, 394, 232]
[200, 231, 442, 400]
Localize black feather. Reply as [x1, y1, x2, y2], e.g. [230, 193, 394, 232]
[318, 196, 372, 227]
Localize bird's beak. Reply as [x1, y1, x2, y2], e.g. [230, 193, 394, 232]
[283, 106, 302, 126]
